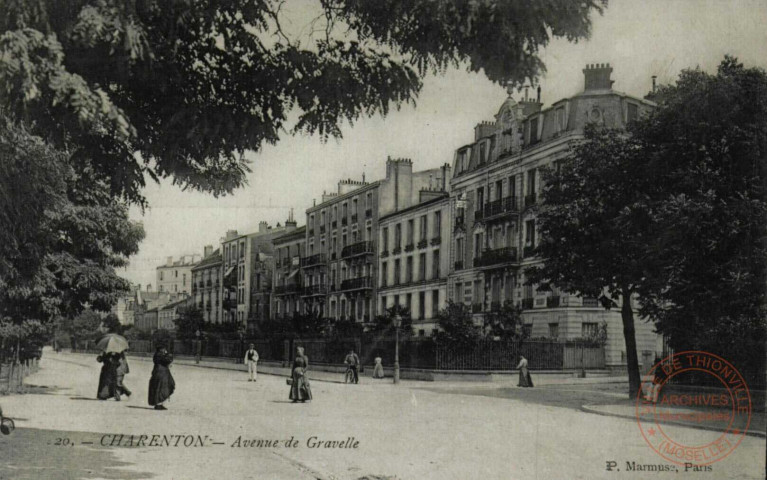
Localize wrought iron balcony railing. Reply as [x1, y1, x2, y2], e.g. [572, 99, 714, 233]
[301, 284, 329, 296]
[340, 276, 373, 291]
[301, 253, 326, 268]
[341, 241, 374, 259]
[474, 247, 518, 267]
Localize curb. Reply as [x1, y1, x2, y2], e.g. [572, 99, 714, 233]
[580, 404, 766, 439]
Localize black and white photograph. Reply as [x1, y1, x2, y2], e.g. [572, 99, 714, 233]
[0, 1, 765, 478]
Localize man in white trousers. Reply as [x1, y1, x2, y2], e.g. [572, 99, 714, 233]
[244, 343, 259, 382]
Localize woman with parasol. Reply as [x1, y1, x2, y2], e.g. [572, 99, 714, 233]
[95, 333, 130, 401]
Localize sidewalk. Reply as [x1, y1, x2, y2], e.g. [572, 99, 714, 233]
[583, 402, 766, 439]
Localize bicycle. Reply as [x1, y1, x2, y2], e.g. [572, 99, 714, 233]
[344, 366, 356, 384]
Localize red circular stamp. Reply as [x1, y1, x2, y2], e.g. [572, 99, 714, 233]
[636, 351, 752, 466]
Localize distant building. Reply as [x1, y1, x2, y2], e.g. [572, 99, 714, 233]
[272, 220, 306, 320]
[304, 158, 451, 323]
[219, 217, 299, 332]
[156, 254, 201, 295]
[111, 284, 140, 325]
[377, 193, 452, 336]
[131, 288, 186, 332]
[447, 63, 660, 370]
[191, 245, 222, 323]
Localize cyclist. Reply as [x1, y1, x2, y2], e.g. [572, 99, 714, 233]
[344, 349, 360, 384]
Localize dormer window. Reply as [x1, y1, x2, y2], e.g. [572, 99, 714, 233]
[478, 142, 487, 165]
[556, 107, 566, 133]
[527, 116, 540, 145]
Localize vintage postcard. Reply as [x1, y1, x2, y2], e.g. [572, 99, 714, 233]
[0, 1, 765, 479]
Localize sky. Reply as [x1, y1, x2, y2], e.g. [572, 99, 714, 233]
[119, 0, 767, 288]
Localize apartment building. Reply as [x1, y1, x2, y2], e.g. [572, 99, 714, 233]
[448, 63, 660, 369]
[272, 219, 306, 319]
[191, 245, 222, 323]
[156, 254, 201, 295]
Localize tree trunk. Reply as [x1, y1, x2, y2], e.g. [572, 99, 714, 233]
[620, 287, 641, 398]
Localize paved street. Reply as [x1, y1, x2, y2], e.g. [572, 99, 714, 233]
[0, 352, 764, 480]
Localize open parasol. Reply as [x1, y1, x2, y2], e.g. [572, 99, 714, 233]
[96, 333, 129, 353]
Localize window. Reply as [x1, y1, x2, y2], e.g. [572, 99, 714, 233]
[478, 142, 487, 164]
[528, 116, 539, 144]
[418, 252, 426, 281]
[366, 192, 373, 208]
[393, 294, 400, 308]
[495, 180, 503, 201]
[556, 107, 566, 132]
[382, 227, 389, 251]
[352, 198, 358, 216]
[433, 211, 441, 237]
[508, 175, 516, 199]
[527, 169, 537, 196]
[474, 232, 483, 259]
[476, 187, 484, 208]
[407, 219, 414, 245]
[548, 323, 559, 339]
[420, 215, 428, 241]
[160, 271, 164, 281]
[432, 290, 439, 318]
[175, 270, 178, 278]
[456, 237, 464, 263]
[432, 249, 440, 279]
[406, 293, 412, 316]
[381, 262, 388, 287]
[454, 282, 462, 303]
[394, 259, 401, 285]
[395, 224, 402, 248]
[525, 220, 536, 247]
[342, 202, 348, 219]
[418, 291, 426, 319]
[473, 280, 482, 306]
[183, 274, 186, 286]
[627, 103, 638, 123]
[406, 256, 413, 283]
[582, 322, 599, 337]
[380, 296, 387, 314]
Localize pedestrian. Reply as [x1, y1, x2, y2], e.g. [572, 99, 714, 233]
[517, 356, 534, 388]
[115, 352, 132, 398]
[289, 346, 312, 403]
[96, 352, 120, 401]
[373, 356, 385, 379]
[344, 349, 360, 384]
[244, 343, 259, 382]
[148, 346, 175, 410]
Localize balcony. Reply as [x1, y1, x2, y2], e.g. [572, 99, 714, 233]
[484, 196, 519, 220]
[524, 194, 537, 208]
[454, 260, 464, 271]
[404, 243, 415, 252]
[521, 298, 534, 310]
[546, 296, 561, 308]
[417, 239, 428, 249]
[430, 236, 441, 246]
[341, 241, 374, 259]
[475, 247, 518, 267]
[340, 276, 373, 291]
[471, 303, 483, 313]
[274, 283, 300, 295]
[392, 246, 402, 254]
[301, 253, 326, 268]
[365, 208, 372, 218]
[523, 245, 536, 258]
[302, 284, 328, 297]
[380, 250, 389, 258]
[582, 297, 599, 307]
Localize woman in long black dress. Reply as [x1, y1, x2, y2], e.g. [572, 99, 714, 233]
[96, 352, 120, 400]
[517, 355, 534, 388]
[148, 346, 175, 410]
[289, 346, 312, 403]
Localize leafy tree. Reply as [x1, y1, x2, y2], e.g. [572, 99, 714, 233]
[101, 313, 123, 334]
[0, 0, 606, 205]
[483, 301, 525, 340]
[174, 305, 204, 339]
[0, 119, 145, 327]
[526, 125, 655, 398]
[369, 304, 413, 336]
[60, 309, 104, 349]
[434, 301, 483, 348]
[636, 57, 767, 384]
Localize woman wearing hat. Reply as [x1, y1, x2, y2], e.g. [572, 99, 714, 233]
[289, 346, 312, 403]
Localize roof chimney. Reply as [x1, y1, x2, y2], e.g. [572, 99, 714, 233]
[652, 75, 657, 92]
[259, 221, 268, 233]
[583, 63, 614, 91]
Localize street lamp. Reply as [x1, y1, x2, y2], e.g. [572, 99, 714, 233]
[392, 314, 402, 384]
[195, 329, 201, 364]
[237, 328, 245, 363]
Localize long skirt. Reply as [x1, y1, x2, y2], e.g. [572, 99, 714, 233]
[148, 366, 176, 405]
[518, 367, 534, 388]
[97, 364, 118, 399]
[289, 370, 312, 401]
[373, 363, 385, 379]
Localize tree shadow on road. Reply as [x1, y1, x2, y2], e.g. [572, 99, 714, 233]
[0, 427, 154, 479]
